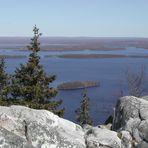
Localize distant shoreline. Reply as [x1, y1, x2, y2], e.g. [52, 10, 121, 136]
[0, 55, 26, 59]
[1, 53, 148, 59]
[45, 54, 148, 59]
[0, 46, 125, 52]
[0, 37, 148, 50]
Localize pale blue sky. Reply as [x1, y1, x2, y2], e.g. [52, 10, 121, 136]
[0, 0, 148, 37]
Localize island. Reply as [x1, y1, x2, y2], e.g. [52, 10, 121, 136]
[57, 81, 100, 90]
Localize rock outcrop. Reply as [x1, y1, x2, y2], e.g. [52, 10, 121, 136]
[1, 96, 148, 147]
[0, 105, 85, 148]
[84, 125, 121, 148]
[0, 105, 121, 148]
[113, 96, 148, 147]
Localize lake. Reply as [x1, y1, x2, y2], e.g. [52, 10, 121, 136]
[1, 47, 148, 125]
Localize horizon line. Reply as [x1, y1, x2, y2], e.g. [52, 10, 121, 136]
[0, 36, 148, 39]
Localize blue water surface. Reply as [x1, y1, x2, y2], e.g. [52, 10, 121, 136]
[1, 47, 148, 125]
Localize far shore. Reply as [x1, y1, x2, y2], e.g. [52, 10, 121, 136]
[0, 55, 26, 59]
[1, 53, 148, 59]
[0, 46, 126, 52]
[45, 54, 148, 59]
[0, 37, 148, 51]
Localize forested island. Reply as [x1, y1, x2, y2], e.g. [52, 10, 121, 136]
[57, 81, 99, 90]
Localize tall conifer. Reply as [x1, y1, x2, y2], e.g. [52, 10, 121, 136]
[75, 90, 93, 126]
[11, 26, 64, 116]
[0, 58, 10, 100]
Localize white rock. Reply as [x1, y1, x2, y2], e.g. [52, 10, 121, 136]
[2, 95, 148, 148]
[120, 131, 132, 148]
[85, 127, 121, 148]
[113, 96, 148, 146]
[113, 96, 141, 130]
[139, 98, 148, 120]
[138, 119, 148, 141]
[0, 105, 85, 148]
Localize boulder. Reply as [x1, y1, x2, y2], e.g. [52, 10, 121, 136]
[136, 141, 148, 148]
[0, 105, 122, 148]
[138, 119, 148, 142]
[1, 95, 148, 147]
[119, 130, 132, 148]
[84, 126, 121, 148]
[113, 96, 148, 147]
[0, 105, 85, 148]
[113, 96, 141, 130]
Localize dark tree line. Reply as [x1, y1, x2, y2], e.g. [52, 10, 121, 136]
[0, 26, 64, 116]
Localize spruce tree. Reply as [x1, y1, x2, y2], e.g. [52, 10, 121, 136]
[11, 26, 64, 116]
[0, 58, 10, 100]
[75, 90, 93, 126]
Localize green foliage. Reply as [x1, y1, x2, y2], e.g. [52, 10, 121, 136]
[0, 58, 10, 100]
[75, 90, 93, 126]
[9, 26, 64, 116]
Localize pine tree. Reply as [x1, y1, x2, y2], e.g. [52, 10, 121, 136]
[75, 90, 93, 126]
[0, 58, 10, 100]
[11, 26, 64, 116]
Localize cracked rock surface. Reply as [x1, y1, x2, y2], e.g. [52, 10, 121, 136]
[0, 105, 85, 148]
[113, 96, 148, 147]
[1, 96, 148, 147]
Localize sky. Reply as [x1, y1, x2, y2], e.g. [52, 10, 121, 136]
[0, 0, 148, 37]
